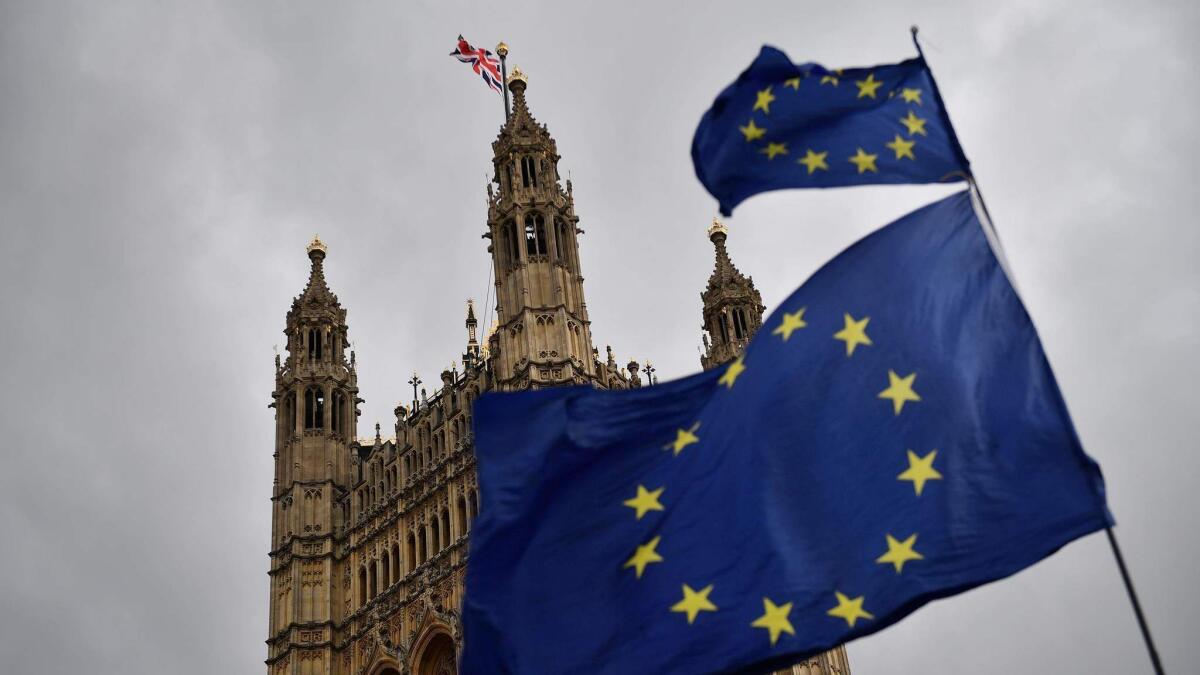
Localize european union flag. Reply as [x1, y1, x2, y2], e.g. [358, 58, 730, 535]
[462, 191, 1110, 674]
[692, 46, 971, 215]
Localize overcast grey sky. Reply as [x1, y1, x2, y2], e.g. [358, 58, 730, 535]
[1, 1, 1196, 673]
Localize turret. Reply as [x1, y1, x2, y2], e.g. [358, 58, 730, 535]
[700, 219, 765, 370]
[485, 68, 596, 389]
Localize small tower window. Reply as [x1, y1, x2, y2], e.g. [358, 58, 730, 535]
[503, 219, 519, 264]
[718, 314, 730, 344]
[331, 391, 345, 433]
[555, 219, 568, 261]
[733, 308, 747, 339]
[304, 386, 325, 429]
[307, 328, 323, 361]
[406, 533, 417, 573]
[525, 213, 547, 256]
[521, 155, 538, 188]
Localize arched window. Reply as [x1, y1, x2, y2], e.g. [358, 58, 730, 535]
[431, 518, 441, 554]
[717, 313, 730, 344]
[284, 392, 296, 432]
[418, 527, 427, 564]
[368, 562, 377, 599]
[733, 308, 747, 339]
[407, 533, 417, 573]
[307, 328, 323, 361]
[504, 219, 519, 263]
[304, 386, 325, 429]
[457, 496, 468, 535]
[524, 213, 547, 256]
[521, 155, 538, 188]
[441, 509, 451, 546]
[359, 567, 367, 606]
[331, 391, 345, 433]
[380, 550, 390, 588]
[391, 542, 401, 581]
[555, 219, 569, 261]
[468, 491, 479, 523]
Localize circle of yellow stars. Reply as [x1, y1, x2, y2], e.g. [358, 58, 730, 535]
[618, 304, 943, 649]
[736, 66, 931, 178]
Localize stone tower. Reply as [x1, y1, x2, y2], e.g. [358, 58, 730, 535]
[485, 68, 596, 390]
[700, 218, 766, 370]
[267, 235, 359, 672]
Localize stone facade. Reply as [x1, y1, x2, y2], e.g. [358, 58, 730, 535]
[265, 71, 848, 675]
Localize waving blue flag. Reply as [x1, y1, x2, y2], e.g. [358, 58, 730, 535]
[692, 46, 971, 215]
[462, 191, 1110, 674]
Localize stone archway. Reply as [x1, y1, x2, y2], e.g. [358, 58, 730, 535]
[414, 631, 456, 675]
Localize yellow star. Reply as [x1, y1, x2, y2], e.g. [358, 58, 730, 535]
[901, 87, 922, 104]
[772, 308, 808, 341]
[663, 421, 701, 456]
[783, 77, 801, 90]
[623, 535, 663, 579]
[738, 119, 766, 142]
[827, 591, 874, 628]
[760, 142, 788, 160]
[898, 449, 942, 496]
[797, 148, 829, 174]
[900, 110, 928, 137]
[855, 73, 883, 99]
[751, 597, 795, 646]
[753, 86, 776, 114]
[832, 313, 872, 356]
[718, 356, 746, 389]
[820, 69, 842, 86]
[876, 533, 924, 573]
[886, 134, 916, 160]
[670, 584, 717, 624]
[623, 485, 665, 520]
[878, 369, 921, 415]
[848, 147, 878, 174]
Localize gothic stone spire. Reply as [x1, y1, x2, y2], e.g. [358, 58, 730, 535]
[700, 219, 765, 370]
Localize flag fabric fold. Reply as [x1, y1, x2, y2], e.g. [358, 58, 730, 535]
[692, 46, 971, 215]
[462, 191, 1110, 674]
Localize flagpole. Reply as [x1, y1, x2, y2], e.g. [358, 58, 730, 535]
[912, 25, 1165, 675]
[1106, 527, 1167, 674]
[497, 42, 511, 121]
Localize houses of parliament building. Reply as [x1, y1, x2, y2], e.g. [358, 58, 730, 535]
[265, 69, 850, 675]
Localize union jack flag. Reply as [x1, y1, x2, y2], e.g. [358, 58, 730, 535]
[450, 35, 503, 94]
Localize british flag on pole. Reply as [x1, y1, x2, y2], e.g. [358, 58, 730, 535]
[450, 35, 503, 94]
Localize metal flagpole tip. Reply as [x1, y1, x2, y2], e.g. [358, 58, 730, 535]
[496, 42, 508, 57]
[910, 25, 919, 36]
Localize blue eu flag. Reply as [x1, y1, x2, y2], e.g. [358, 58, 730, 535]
[462, 191, 1111, 674]
[692, 46, 971, 215]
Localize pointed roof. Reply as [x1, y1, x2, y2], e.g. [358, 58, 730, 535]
[290, 235, 343, 317]
[703, 218, 755, 299]
[493, 68, 558, 158]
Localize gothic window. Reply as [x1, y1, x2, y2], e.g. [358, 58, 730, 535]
[503, 219, 519, 264]
[524, 213, 547, 256]
[521, 155, 538, 188]
[304, 386, 325, 429]
[418, 527, 428, 563]
[368, 563, 377, 599]
[331, 391, 345, 433]
[505, 164, 513, 191]
[555, 219, 568, 261]
[380, 550, 390, 588]
[307, 328, 323, 361]
[733, 308, 747, 339]
[358, 567, 367, 605]
[457, 496, 467, 535]
[468, 490, 479, 522]
[441, 509, 451, 546]
[717, 313, 730, 344]
[404, 454, 412, 477]
[431, 518, 441, 554]
[407, 533, 417, 573]
[284, 392, 296, 432]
